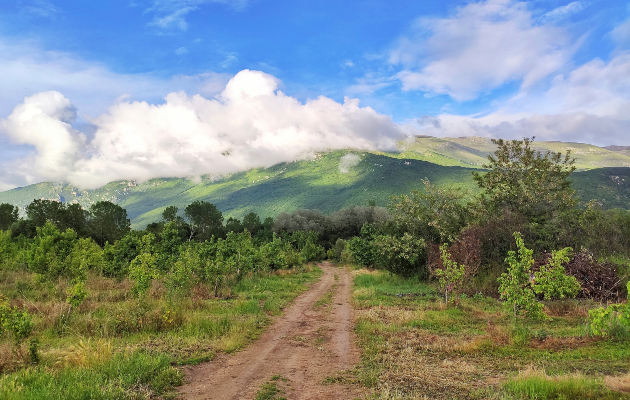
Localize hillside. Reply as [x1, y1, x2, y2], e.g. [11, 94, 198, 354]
[1, 138, 629, 228]
[397, 136, 630, 170]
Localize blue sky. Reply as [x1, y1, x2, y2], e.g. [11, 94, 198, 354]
[0, 0, 629, 189]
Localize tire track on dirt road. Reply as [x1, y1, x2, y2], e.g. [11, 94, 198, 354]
[177, 262, 362, 400]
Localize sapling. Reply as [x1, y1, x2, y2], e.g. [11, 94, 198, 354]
[498, 233, 579, 319]
[434, 244, 465, 304]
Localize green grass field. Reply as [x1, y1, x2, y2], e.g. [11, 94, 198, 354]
[349, 269, 630, 399]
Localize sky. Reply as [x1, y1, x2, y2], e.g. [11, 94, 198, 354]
[0, 0, 629, 190]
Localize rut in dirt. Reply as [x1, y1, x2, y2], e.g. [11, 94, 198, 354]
[177, 262, 362, 400]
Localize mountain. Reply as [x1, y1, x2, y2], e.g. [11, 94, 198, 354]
[397, 136, 630, 170]
[1, 138, 629, 228]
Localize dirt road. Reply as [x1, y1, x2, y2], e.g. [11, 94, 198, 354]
[177, 263, 362, 400]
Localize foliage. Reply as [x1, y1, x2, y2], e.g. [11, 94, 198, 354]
[0, 204, 18, 231]
[185, 200, 224, 241]
[66, 281, 88, 308]
[499, 233, 581, 319]
[498, 233, 544, 319]
[128, 234, 160, 298]
[373, 233, 426, 278]
[434, 244, 466, 304]
[0, 297, 33, 344]
[88, 201, 131, 246]
[533, 247, 580, 301]
[26, 222, 78, 280]
[347, 224, 379, 267]
[589, 282, 630, 338]
[388, 178, 471, 243]
[473, 137, 577, 223]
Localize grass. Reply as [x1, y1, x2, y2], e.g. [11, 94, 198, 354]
[255, 375, 289, 400]
[0, 265, 322, 396]
[350, 269, 630, 399]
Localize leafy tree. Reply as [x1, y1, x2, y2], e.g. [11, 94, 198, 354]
[373, 233, 426, 278]
[224, 217, 244, 233]
[88, 201, 131, 246]
[25, 199, 66, 228]
[184, 201, 223, 241]
[473, 137, 576, 222]
[26, 222, 78, 279]
[0, 203, 18, 231]
[161, 206, 179, 223]
[347, 223, 379, 267]
[498, 232, 578, 319]
[497, 232, 543, 319]
[389, 179, 471, 243]
[102, 231, 144, 278]
[242, 211, 262, 235]
[63, 203, 89, 236]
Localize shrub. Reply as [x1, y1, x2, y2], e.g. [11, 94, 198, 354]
[434, 244, 465, 304]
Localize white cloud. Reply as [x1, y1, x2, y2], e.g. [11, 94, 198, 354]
[0, 37, 231, 119]
[146, 0, 250, 31]
[390, 0, 573, 101]
[339, 154, 361, 173]
[540, 1, 584, 23]
[175, 46, 189, 55]
[1, 70, 406, 190]
[149, 6, 197, 30]
[413, 52, 630, 146]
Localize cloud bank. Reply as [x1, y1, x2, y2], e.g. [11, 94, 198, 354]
[0, 70, 406, 190]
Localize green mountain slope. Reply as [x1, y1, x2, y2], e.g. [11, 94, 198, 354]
[1, 138, 629, 228]
[397, 136, 630, 170]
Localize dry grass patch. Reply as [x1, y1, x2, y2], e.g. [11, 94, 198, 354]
[605, 372, 630, 393]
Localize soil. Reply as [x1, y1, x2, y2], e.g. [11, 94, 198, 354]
[177, 263, 363, 400]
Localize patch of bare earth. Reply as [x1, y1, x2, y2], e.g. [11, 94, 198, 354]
[177, 263, 363, 400]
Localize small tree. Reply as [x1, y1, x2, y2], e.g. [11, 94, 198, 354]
[533, 248, 580, 300]
[498, 232, 579, 319]
[498, 232, 544, 319]
[434, 244, 465, 304]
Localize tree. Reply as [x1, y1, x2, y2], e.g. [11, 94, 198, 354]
[389, 179, 471, 243]
[224, 217, 244, 233]
[184, 201, 223, 241]
[0, 203, 18, 231]
[473, 137, 576, 222]
[242, 211, 262, 235]
[161, 206, 179, 223]
[88, 201, 131, 246]
[25, 199, 66, 228]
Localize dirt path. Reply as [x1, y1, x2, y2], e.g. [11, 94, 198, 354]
[177, 263, 362, 400]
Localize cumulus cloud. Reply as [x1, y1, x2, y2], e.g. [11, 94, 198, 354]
[413, 52, 630, 146]
[1, 70, 406, 189]
[390, 0, 573, 101]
